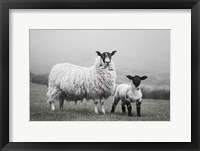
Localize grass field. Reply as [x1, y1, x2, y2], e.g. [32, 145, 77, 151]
[30, 83, 170, 121]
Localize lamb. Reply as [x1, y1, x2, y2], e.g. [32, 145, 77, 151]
[47, 50, 117, 114]
[111, 75, 147, 116]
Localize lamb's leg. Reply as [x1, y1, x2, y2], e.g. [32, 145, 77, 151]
[136, 99, 142, 116]
[100, 100, 105, 114]
[94, 100, 99, 114]
[121, 101, 126, 113]
[111, 96, 120, 113]
[126, 101, 132, 116]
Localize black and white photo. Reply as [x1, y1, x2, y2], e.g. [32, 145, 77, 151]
[30, 29, 170, 121]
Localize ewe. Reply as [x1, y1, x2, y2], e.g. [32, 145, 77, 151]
[47, 51, 117, 114]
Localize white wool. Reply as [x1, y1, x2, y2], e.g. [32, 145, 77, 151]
[47, 56, 117, 102]
[114, 83, 142, 102]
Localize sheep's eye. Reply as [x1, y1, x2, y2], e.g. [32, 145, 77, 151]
[100, 53, 106, 62]
[107, 53, 111, 59]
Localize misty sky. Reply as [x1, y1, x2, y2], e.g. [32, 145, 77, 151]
[30, 30, 170, 75]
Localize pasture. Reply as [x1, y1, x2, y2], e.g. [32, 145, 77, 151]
[30, 83, 170, 121]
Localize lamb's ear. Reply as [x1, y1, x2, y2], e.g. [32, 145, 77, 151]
[111, 50, 117, 56]
[141, 76, 148, 80]
[96, 51, 102, 57]
[127, 75, 133, 80]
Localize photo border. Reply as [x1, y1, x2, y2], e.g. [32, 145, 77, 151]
[0, 0, 199, 150]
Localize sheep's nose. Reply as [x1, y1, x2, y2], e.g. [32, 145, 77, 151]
[105, 57, 110, 63]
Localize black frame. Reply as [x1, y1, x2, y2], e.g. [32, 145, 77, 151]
[0, 0, 199, 151]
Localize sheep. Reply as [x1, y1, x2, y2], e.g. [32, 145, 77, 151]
[47, 50, 117, 114]
[111, 75, 147, 116]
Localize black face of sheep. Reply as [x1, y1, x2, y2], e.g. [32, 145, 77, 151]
[127, 75, 148, 88]
[96, 50, 117, 65]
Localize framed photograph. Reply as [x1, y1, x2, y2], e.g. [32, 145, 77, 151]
[0, 0, 199, 150]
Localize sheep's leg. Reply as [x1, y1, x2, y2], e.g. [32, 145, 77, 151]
[94, 100, 99, 114]
[47, 97, 56, 111]
[51, 102, 55, 111]
[111, 96, 120, 113]
[121, 101, 126, 113]
[136, 99, 142, 116]
[49, 101, 55, 111]
[59, 96, 64, 111]
[100, 100, 105, 114]
[126, 101, 132, 116]
[47, 88, 59, 111]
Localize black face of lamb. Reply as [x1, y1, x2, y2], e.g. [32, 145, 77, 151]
[136, 100, 142, 116]
[96, 50, 117, 64]
[132, 76, 141, 87]
[127, 75, 148, 88]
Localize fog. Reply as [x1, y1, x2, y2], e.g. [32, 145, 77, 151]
[30, 30, 170, 75]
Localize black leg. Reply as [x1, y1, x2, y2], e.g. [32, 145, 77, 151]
[121, 103, 126, 113]
[111, 104, 116, 113]
[59, 99, 64, 110]
[59, 95, 64, 111]
[111, 98, 119, 113]
[136, 100, 142, 116]
[126, 102, 132, 116]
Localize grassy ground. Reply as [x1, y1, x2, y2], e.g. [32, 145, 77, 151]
[30, 83, 170, 121]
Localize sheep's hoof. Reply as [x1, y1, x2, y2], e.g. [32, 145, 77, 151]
[111, 107, 115, 113]
[50, 106, 55, 111]
[101, 109, 105, 114]
[137, 114, 142, 117]
[95, 109, 99, 114]
[122, 110, 126, 114]
[128, 113, 133, 117]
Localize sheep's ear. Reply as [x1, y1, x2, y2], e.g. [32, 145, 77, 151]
[127, 75, 133, 80]
[96, 51, 102, 57]
[141, 76, 148, 80]
[111, 50, 117, 56]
